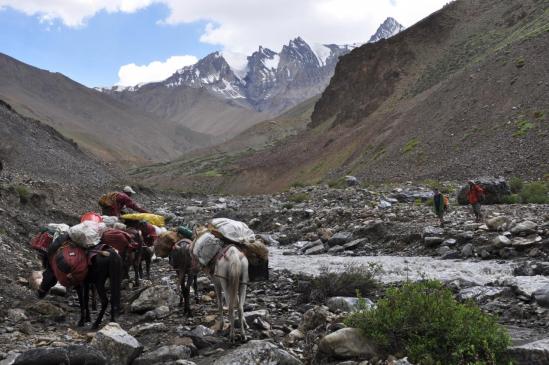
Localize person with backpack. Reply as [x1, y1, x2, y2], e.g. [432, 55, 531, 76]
[433, 188, 448, 227]
[467, 180, 485, 222]
[98, 186, 149, 217]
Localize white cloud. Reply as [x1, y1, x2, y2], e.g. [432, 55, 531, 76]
[117, 55, 197, 86]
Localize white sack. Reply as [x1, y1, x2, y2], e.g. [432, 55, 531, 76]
[210, 218, 255, 243]
[193, 232, 223, 266]
[69, 221, 107, 248]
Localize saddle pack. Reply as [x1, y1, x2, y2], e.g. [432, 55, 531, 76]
[50, 243, 89, 288]
[30, 231, 54, 253]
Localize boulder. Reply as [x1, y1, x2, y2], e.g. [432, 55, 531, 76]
[300, 306, 330, 331]
[508, 338, 549, 365]
[424, 236, 444, 247]
[511, 221, 537, 236]
[512, 235, 542, 248]
[284, 329, 305, 345]
[423, 226, 444, 238]
[91, 322, 143, 365]
[457, 177, 511, 205]
[461, 243, 474, 258]
[133, 345, 192, 365]
[212, 340, 302, 365]
[345, 176, 359, 187]
[458, 286, 508, 302]
[493, 235, 511, 247]
[486, 216, 511, 231]
[534, 285, 549, 308]
[130, 285, 178, 313]
[343, 239, 365, 250]
[191, 325, 215, 337]
[26, 301, 65, 321]
[355, 220, 387, 241]
[128, 323, 167, 337]
[327, 232, 353, 247]
[10, 345, 106, 365]
[328, 245, 344, 254]
[304, 244, 326, 255]
[318, 328, 377, 359]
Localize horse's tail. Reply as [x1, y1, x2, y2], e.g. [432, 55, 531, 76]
[109, 250, 123, 312]
[228, 248, 241, 309]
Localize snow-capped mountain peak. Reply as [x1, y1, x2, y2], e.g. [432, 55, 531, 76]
[369, 17, 405, 43]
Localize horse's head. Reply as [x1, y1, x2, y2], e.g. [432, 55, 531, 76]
[153, 231, 179, 258]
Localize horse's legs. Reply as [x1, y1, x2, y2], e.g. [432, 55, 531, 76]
[92, 280, 108, 330]
[177, 270, 184, 307]
[219, 277, 235, 341]
[90, 284, 97, 311]
[145, 251, 151, 279]
[131, 252, 140, 287]
[183, 273, 193, 316]
[192, 274, 199, 302]
[239, 283, 248, 338]
[212, 276, 224, 332]
[84, 282, 91, 322]
[37, 268, 57, 298]
[75, 285, 86, 327]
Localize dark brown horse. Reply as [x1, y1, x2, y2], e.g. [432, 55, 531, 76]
[39, 243, 123, 329]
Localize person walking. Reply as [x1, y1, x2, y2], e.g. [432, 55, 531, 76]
[433, 188, 447, 226]
[98, 186, 149, 217]
[467, 180, 485, 222]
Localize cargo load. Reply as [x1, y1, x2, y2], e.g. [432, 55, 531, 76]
[50, 244, 88, 287]
[69, 221, 107, 248]
[121, 213, 165, 227]
[193, 232, 223, 266]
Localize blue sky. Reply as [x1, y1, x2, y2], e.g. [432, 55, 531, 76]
[0, 4, 216, 87]
[0, 0, 449, 87]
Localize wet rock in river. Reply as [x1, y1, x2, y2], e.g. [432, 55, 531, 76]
[534, 286, 549, 308]
[486, 216, 511, 231]
[508, 338, 549, 365]
[511, 221, 537, 236]
[327, 232, 353, 247]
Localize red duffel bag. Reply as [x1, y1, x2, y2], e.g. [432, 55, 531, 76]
[30, 232, 53, 253]
[51, 244, 88, 287]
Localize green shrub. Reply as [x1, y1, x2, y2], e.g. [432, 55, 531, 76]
[282, 203, 294, 209]
[515, 57, 525, 68]
[513, 119, 534, 137]
[403, 138, 420, 154]
[15, 185, 30, 204]
[301, 264, 381, 302]
[288, 192, 310, 203]
[509, 176, 524, 193]
[501, 194, 520, 204]
[533, 111, 544, 119]
[424, 197, 434, 207]
[327, 178, 347, 189]
[345, 280, 511, 365]
[519, 182, 549, 204]
[291, 181, 306, 188]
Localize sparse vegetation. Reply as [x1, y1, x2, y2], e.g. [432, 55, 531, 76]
[327, 177, 347, 189]
[15, 185, 30, 204]
[501, 194, 520, 204]
[345, 280, 511, 365]
[300, 263, 381, 302]
[515, 57, 525, 68]
[513, 119, 534, 137]
[519, 181, 549, 204]
[402, 138, 420, 154]
[509, 176, 524, 194]
[200, 169, 223, 177]
[287, 192, 310, 203]
[533, 111, 545, 119]
[290, 181, 306, 188]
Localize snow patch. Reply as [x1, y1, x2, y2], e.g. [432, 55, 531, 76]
[263, 54, 280, 70]
[311, 44, 332, 66]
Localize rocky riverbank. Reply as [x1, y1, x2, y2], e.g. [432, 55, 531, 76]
[1, 182, 548, 364]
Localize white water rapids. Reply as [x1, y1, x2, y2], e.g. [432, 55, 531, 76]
[269, 248, 549, 295]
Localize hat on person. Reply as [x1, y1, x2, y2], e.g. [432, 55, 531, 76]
[123, 186, 136, 194]
[177, 226, 193, 240]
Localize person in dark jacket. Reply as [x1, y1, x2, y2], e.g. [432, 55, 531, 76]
[101, 186, 149, 217]
[433, 188, 446, 227]
[467, 181, 485, 222]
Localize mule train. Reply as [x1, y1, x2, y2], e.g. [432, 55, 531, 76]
[31, 215, 269, 341]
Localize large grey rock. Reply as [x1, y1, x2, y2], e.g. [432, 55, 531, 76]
[343, 239, 365, 250]
[492, 235, 511, 247]
[458, 286, 508, 302]
[304, 243, 326, 255]
[328, 245, 344, 254]
[457, 177, 511, 205]
[128, 322, 167, 337]
[130, 285, 178, 313]
[486, 216, 511, 231]
[534, 285, 549, 308]
[10, 345, 106, 365]
[512, 235, 542, 248]
[345, 176, 359, 187]
[212, 340, 302, 365]
[424, 236, 444, 247]
[318, 328, 377, 359]
[508, 338, 549, 365]
[133, 345, 192, 365]
[511, 221, 537, 236]
[91, 322, 143, 365]
[327, 232, 353, 247]
[191, 325, 215, 337]
[461, 243, 474, 258]
[423, 226, 444, 237]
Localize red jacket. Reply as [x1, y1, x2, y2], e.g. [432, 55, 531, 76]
[467, 184, 485, 204]
[101, 228, 137, 254]
[109, 192, 148, 217]
[140, 222, 158, 247]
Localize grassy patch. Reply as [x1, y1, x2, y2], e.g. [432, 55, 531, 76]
[509, 176, 524, 194]
[519, 182, 549, 204]
[502, 194, 520, 204]
[515, 57, 525, 68]
[15, 185, 30, 204]
[290, 181, 307, 188]
[513, 119, 534, 137]
[533, 111, 545, 119]
[345, 280, 511, 365]
[327, 177, 347, 189]
[402, 138, 420, 154]
[300, 263, 381, 303]
[200, 169, 223, 177]
[287, 192, 310, 203]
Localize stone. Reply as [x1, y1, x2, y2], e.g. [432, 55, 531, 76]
[244, 309, 270, 323]
[345, 176, 359, 187]
[7, 309, 27, 322]
[458, 286, 508, 302]
[423, 226, 444, 237]
[441, 250, 460, 259]
[191, 325, 215, 337]
[456, 231, 474, 243]
[144, 305, 170, 321]
[512, 235, 542, 248]
[534, 286, 549, 308]
[91, 322, 143, 365]
[437, 246, 451, 256]
[443, 238, 457, 246]
[128, 323, 167, 337]
[10, 345, 106, 365]
[284, 329, 305, 345]
[328, 245, 344, 254]
[326, 297, 373, 313]
[511, 221, 538, 236]
[378, 199, 392, 209]
[461, 243, 474, 258]
[27, 301, 65, 321]
[318, 328, 377, 359]
[493, 235, 511, 247]
[304, 244, 326, 255]
[508, 338, 549, 365]
[457, 177, 511, 205]
[212, 340, 302, 365]
[424, 236, 444, 247]
[327, 232, 353, 247]
[300, 306, 330, 331]
[343, 239, 365, 250]
[133, 345, 192, 365]
[486, 216, 511, 231]
[130, 285, 178, 313]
